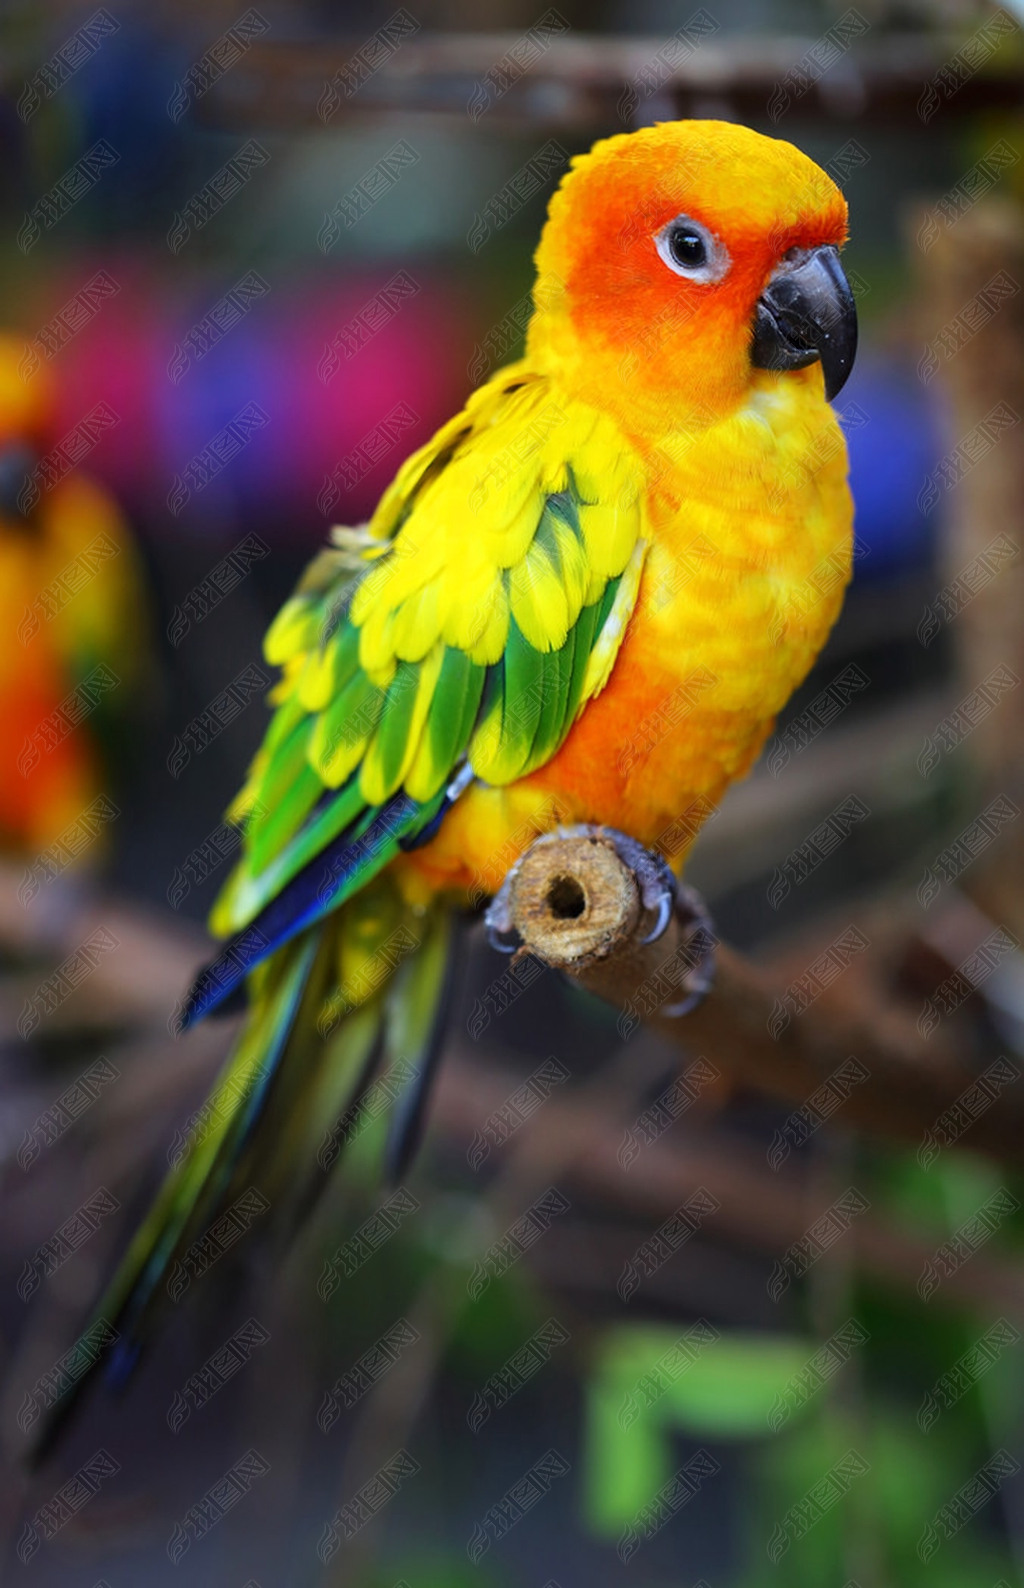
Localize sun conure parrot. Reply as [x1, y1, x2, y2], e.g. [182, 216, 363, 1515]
[0, 336, 146, 863]
[36, 120, 858, 1443]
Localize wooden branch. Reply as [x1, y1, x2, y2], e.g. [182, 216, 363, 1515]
[204, 33, 1024, 130]
[495, 830, 1024, 1163]
[434, 1050, 1024, 1319]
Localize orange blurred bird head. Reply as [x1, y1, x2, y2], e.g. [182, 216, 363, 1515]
[528, 120, 854, 431]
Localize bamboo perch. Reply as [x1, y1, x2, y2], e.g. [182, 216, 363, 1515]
[489, 829, 1024, 1163]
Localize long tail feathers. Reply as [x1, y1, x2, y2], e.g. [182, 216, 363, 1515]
[29, 894, 457, 1465]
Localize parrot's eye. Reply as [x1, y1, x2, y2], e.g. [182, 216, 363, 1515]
[669, 226, 706, 268]
[654, 215, 730, 284]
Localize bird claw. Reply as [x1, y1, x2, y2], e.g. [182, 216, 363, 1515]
[484, 865, 522, 953]
[659, 880, 717, 1016]
[598, 829, 716, 1014]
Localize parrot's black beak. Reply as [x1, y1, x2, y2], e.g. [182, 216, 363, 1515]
[750, 244, 857, 402]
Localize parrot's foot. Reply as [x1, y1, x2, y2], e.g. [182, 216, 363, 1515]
[484, 824, 716, 1016]
[597, 828, 715, 1015]
[659, 879, 716, 1017]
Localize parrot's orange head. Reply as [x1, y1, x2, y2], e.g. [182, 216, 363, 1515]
[529, 120, 856, 429]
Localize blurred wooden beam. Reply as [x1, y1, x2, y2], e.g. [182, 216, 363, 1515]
[912, 198, 1024, 939]
[203, 31, 1024, 130]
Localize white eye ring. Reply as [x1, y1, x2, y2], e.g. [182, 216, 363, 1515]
[654, 215, 731, 283]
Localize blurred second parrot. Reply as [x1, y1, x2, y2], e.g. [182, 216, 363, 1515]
[0, 338, 146, 871]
